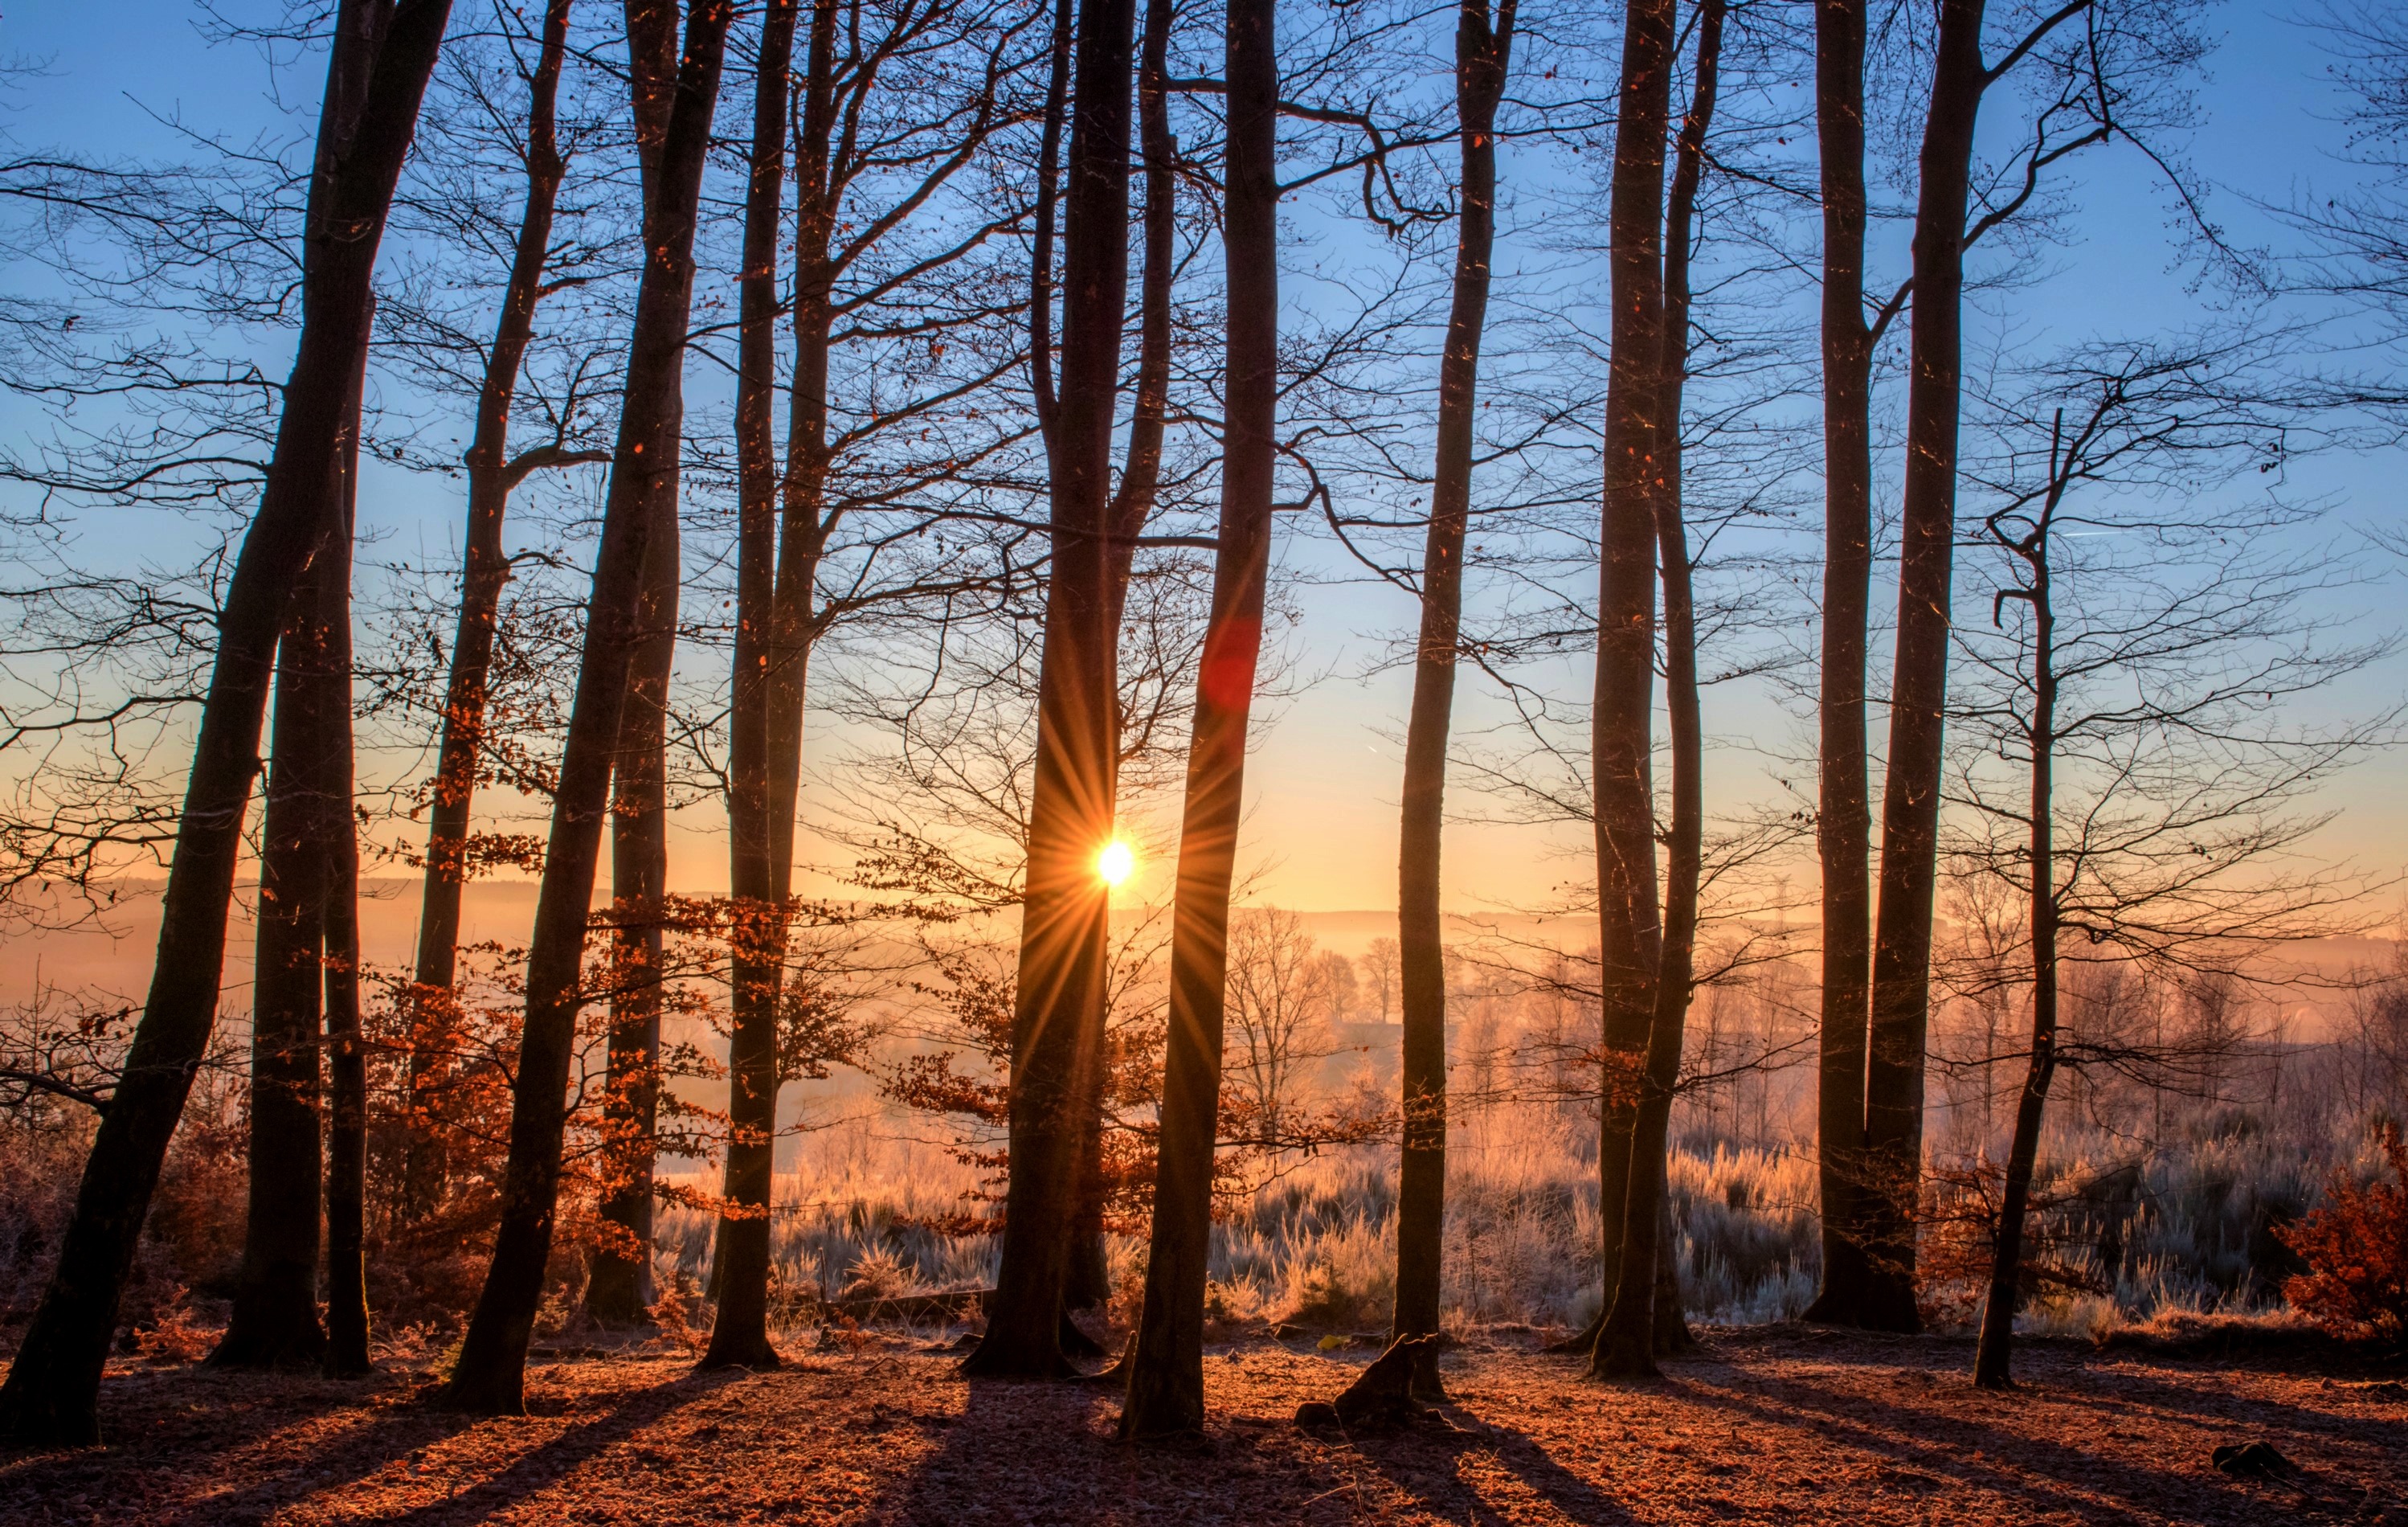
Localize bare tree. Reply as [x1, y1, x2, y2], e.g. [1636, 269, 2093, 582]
[1389, 0, 1515, 1398]
[443, 0, 731, 1417]
[0, 0, 456, 1448]
[1944, 334, 2389, 1386]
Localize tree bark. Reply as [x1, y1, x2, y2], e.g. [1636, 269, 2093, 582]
[701, 0, 799, 1370]
[762, 0, 842, 912]
[1586, 0, 1673, 1379]
[1596, 0, 1719, 1379]
[1063, 0, 1181, 1326]
[0, 0, 448, 1448]
[964, 0, 1134, 1381]
[323, 345, 373, 1378]
[1392, 0, 1514, 1403]
[1027, 0, 1073, 464]
[212, 480, 344, 1373]
[1975, 455, 2060, 1390]
[443, 0, 731, 1416]
[1118, 0, 1277, 1438]
[1805, 0, 1878, 1328]
[587, 0, 694, 1329]
[1861, 0, 1989, 1335]
[405, 0, 576, 1224]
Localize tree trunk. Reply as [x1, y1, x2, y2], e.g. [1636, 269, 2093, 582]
[0, 0, 448, 1448]
[1392, 0, 1514, 1403]
[1118, 0, 1277, 1438]
[1805, 0, 1877, 1329]
[701, 0, 799, 1370]
[1975, 486, 2058, 1390]
[965, 0, 1134, 1381]
[762, 0, 841, 911]
[1596, 0, 1719, 1379]
[587, 0, 691, 1331]
[405, 0, 576, 1225]
[212, 490, 343, 1373]
[1861, 0, 1989, 1336]
[323, 347, 373, 1378]
[1064, 0, 1181, 1325]
[443, 0, 731, 1416]
[1027, 0, 1073, 464]
[1586, 0, 1673, 1379]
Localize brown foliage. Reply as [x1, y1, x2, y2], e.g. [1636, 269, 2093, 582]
[2280, 1120, 2408, 1345]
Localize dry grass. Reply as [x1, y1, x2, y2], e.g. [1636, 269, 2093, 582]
[4, 1327, 2402, 1525]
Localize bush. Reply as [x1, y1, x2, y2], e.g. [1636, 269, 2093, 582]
[2279, 1121, 2408, 1345]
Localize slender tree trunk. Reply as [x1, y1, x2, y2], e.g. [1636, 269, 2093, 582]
[405, 0, 576, 1224]
[587, 0, 691, 1327]
[1063, 0, 1180, 1327]
[1805, 0, 1877, 1328]
[444, 0, 731, 1416]
[1861, 0, 1988, 1335]
[0, 0, 448, 1448]
[1028, 0, 1073, 463]
[965, 0, 1134, 1381]
[701, 0, 799, 1370]
[1596, 0, 1720, 1379]
[1975, 500, 2057, 1390]
[762, 0, 840, 911]
[323, 348, 373, 1378]
[1118, 0, 1277, 1438]
[1392, 0, 1514, 1402]
[1586, 0, 1673, 1377]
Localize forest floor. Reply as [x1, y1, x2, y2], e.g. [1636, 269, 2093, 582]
[2, 1323, 2402, 1525]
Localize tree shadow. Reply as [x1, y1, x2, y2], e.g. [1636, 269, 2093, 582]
[1343, 1410, 1648, 1525]
[368, 1369, 738, 1525]
[1677, 1365, 2272, 1522]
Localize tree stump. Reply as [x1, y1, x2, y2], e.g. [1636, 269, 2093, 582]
[1294, 1333, 1441, 1432]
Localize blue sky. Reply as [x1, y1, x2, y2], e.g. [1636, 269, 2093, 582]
[3, 0, 2401, 918]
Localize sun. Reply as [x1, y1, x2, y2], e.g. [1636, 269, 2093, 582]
[1096, 838, 1136, 888]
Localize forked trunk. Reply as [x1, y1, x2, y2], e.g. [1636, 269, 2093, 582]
[587, 0, 696, 1329]
[0, 0, 448, 1447]
[702, 0, 799, 1370]
[965, 0, 1134, 1380]
[444, 0, 731, 1416]
[1067, 0, 1179, 1323]
[1586, 0, 1673, 1380]
[1392, 0, 1515, 1402]
[405, 0, 577, 1223]
[1119, 0, 1278, 1438]
[1596, 0, 1719, 1378]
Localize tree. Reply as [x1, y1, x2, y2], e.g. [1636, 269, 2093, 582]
[1592, 0, 1722, 1380]
[1839, 0, 2210, 1331]
[400, 0, 605, 1222]
[967, 0, 1135, 1380]
[1942, 335, 2386, 1386]
[1390, 0, 1514, 1400]
[701, 0, 799, 1369]
[1805, 0, 1884, 1325]
[442, 0, 731, 1416]
[0, 0, 455, 1448]
[588, 0, 685, 1330]
[1365, 935, 1401, 1022]
[1584, 0, 1674, 1381]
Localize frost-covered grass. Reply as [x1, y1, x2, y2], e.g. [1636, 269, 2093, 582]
[632, 1098, 2393, 1341]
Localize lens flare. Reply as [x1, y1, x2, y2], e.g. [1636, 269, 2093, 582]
[1097, 838, 1136, 887]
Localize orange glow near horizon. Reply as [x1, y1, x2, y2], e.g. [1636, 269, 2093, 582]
[1097, 838, 1136, 888]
